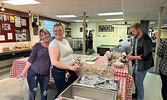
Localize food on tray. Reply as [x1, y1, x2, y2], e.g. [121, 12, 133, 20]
[15, 43, 30, 48]
[119, 57, 128, 63]
[75, 75, 119, 90]
[79, 64, 115, 78]
[78, 56, 98, 61]
[113, 61, 123, 67]
[85, 62, 95, 65]
[118, 54, 128, 63]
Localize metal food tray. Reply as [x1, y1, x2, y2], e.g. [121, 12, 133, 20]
[74, 75, 119, 91]
[59, 84, 117, 100]
[79, 64, 115, 78]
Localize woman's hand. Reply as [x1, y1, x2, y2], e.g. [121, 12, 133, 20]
[19, 72, 26, 78]
[76, 61, 82, 66]
[69, 64, 80, 72]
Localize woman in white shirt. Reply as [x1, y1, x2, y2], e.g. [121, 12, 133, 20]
[49, 23, 82, 99]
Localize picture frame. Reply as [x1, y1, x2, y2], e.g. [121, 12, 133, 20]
[2, 23, 11, 31]
[98, 25, 114, 32]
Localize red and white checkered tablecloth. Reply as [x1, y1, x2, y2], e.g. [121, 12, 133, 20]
[9, 57, 54, 82]
[113, 63, 133, 100]
[117, 77, 127, 100]
[9, 57, 28, 78]
[9, 54, 133, 100]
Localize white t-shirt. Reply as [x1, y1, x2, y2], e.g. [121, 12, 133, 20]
[49, 39, 75, 66]
[117, 39, 131, 54]
[118, 39, 131, 48]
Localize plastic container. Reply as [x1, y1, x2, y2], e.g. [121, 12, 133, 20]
[18, 77, 29, 100]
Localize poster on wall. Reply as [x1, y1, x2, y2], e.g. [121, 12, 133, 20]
[0, 15, 4, 21]
[0, 15, 9, 21]
[10, 16, 15, 23]
[7, 33, 13, 40]
[98, 25, 114, 32]
[0, 35, 5, 41]
[2, 23, 11, 30]
[3, 15, 9, 21]
[15, 16, 21, 27]
[15, 29, 30, 42]
[21, 18, 27, 26]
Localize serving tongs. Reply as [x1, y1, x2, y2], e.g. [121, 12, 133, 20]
[94, 80, 110, 86]
[98, 61, 108, 75]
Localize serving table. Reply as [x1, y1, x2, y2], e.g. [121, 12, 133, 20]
[9, 54, 133, 100]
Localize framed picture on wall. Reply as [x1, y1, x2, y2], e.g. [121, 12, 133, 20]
[98, 25, 114, 32]
[10, 16, 15, 23]
[2, 23, 11, 31]
[15, 29, 30, 42]
[0, 15, 4, 21]
[21, 18, 27, 26]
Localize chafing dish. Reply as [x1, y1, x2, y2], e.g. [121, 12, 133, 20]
[59, 84, 117, 100]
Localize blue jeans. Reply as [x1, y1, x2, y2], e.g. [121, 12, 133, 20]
[132, 64, 147, 100]
[52, 66, 78, 99]
[27, 68, 49, 100]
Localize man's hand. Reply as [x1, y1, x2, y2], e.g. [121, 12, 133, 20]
[127, 55, 134, 60]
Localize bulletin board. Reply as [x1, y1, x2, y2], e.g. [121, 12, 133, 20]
[0, 13, 30, 43]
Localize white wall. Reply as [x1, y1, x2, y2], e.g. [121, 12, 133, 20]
[70, 22, 129, 51]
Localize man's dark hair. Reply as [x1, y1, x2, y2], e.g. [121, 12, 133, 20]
[119, 39, 123, 42]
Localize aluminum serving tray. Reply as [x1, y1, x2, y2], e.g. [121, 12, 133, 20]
[59, 84, 117, 100]
[74, 75, 119, 91]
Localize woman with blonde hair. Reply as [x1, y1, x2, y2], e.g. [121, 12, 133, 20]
[49, 23, 82, 99]
[20, 28, 51, 100]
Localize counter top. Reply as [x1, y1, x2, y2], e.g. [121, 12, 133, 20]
[0, 48, 32, 61]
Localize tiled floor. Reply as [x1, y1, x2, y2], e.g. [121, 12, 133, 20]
[0, 51, 163, 100]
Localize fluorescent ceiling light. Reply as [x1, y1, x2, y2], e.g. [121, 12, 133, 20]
[3, 0, 41, 5]
[98, 12, 123, 16]
[0, 3, 5, 11]
[112, 24, 130, 27]
[73, 20, 89, 22]
[55, 15, 77, 18]
[150, 22, 155, 24]
[105, 19, 124, 21]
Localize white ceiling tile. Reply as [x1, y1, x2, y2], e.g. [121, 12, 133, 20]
[1, 0, 167, 27]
